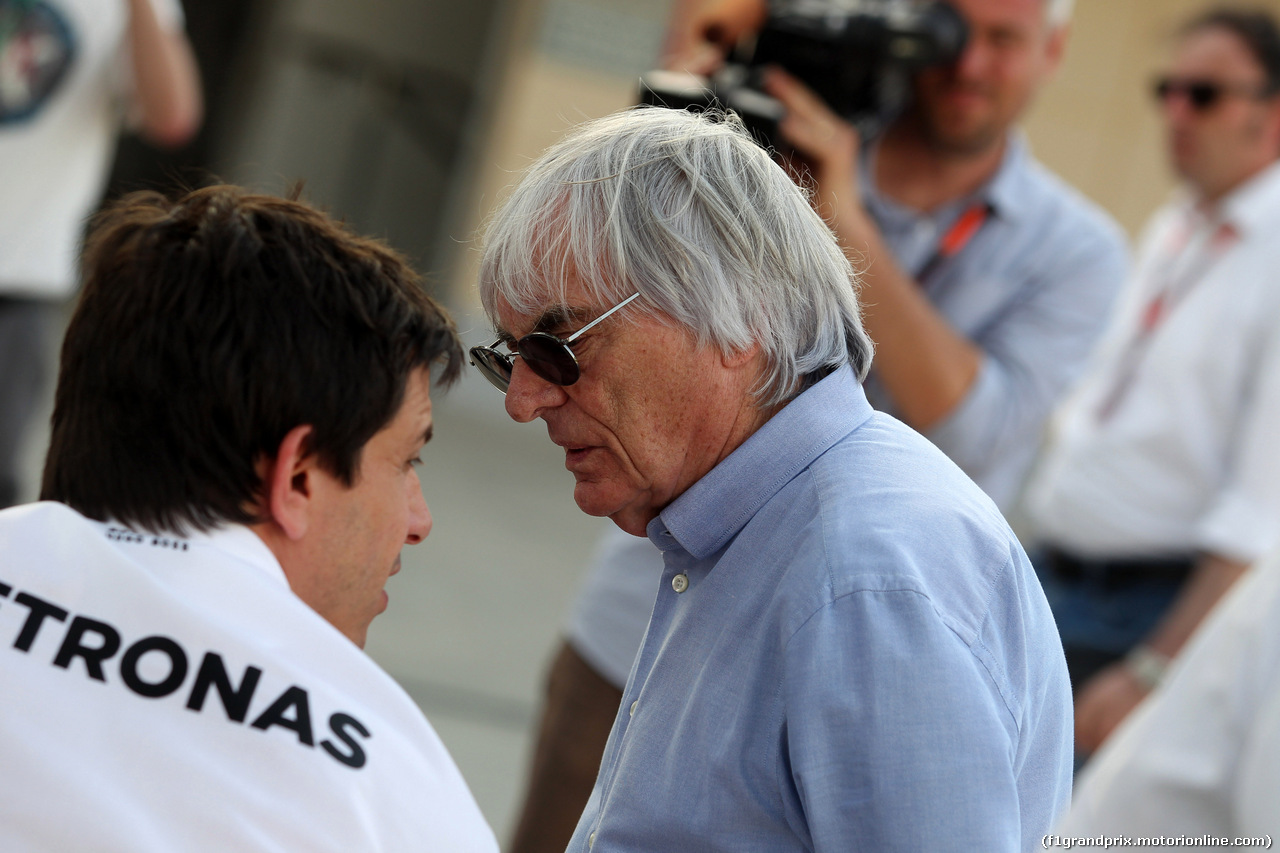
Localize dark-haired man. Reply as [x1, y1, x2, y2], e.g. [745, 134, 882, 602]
[0, 186, 497, 851]
[1025, 6, 1280, 758]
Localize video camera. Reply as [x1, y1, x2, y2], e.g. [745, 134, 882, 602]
[639, 0, 968, 146]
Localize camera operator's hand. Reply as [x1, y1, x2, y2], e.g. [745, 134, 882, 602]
[661, 0, 767, 74]
[762, 67, 862, 230]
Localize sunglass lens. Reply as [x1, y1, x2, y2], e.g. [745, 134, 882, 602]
[1188, 83, 1220, 109]
[1155, 78, 1225, 111]
[518, 334, 581, 386]
[469, 346, 513, 392]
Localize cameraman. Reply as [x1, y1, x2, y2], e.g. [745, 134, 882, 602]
[508, 2, 1126, 850]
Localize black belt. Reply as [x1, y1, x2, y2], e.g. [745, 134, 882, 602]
[1042, 547, 1195, 587]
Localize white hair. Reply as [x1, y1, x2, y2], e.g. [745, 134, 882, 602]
[1046, 0, 1073, 28]
[478, 107, 873, 408]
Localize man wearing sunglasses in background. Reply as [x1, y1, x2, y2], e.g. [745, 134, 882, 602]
[474, 106, 1072, 851]
[507, 2, 1129, 849]
[1023, 6, 1280, 762]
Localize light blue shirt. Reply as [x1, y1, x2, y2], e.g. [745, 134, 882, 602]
[862, 134, 1128, 509]
[568, 367, 1072, 852]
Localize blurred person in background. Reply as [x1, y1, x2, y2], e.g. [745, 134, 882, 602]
[0, 185, 497, 851]
[476, 106, 1072, 852]
[508, 1, 1127, 848]
[0, 0, 201, 509]
[1056, 548, 1280, 838]
[1023, 6, 1280, 761]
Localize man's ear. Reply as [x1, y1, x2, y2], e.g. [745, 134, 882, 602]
[263, 424, 316, 542]
[1041, 22, 1069, 81]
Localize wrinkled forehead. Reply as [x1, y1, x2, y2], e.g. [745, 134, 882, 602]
[491, 290, 601, 341]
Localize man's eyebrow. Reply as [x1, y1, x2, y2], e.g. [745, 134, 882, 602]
[495, 304, 594, 342]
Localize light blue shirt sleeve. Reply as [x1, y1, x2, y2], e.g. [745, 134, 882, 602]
[926, 220, 1129, 506]
[784, 589, 1024, 851]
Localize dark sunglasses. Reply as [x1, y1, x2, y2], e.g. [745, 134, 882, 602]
[1153, 76, 1270, 111]
[469, 292, 642, 393]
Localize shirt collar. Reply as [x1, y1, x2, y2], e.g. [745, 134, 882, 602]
[1202, 158, 1280, 236]
[984, 131, 1030, 220]
[652, 367, 873, 560]
[172, 522, 290, 588]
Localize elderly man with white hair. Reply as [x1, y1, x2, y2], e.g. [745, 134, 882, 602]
[508, 2, 1126, 845]
[471, 106, 1072, 852]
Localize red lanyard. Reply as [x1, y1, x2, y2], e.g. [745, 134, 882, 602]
[1095, 218, 1238, 422]
[914, 202, 993, 284]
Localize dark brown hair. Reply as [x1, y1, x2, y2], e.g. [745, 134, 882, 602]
[1185, 7, 1280, 94]
[41, 185, 463, 534]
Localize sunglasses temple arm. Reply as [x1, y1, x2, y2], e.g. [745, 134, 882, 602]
[564, 292, 642, 343]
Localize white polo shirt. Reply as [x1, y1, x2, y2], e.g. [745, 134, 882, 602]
[1026, 160, 1280, 563]
[0, 502, 497, 852]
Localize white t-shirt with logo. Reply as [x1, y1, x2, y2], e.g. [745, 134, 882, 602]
[0, 501, 497, 852]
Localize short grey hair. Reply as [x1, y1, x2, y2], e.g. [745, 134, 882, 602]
[1046, 0, 1074, 28]
[478, 107, 873, 408]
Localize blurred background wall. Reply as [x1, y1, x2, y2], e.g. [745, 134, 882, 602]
[108, 0, 1280, 324]
[39, 0, 1280, 841]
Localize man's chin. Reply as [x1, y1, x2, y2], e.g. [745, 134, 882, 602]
[912, 103, 1003, 156]
[929, 120, 1002, 156]
[572, 482, 625, 518]
[573, 483, 651, 534]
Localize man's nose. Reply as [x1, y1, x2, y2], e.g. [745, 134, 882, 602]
[1161, 90, 1198, 124]
[406, 471, 432, 545]
[953, 41, 990, 81]
[504, 357, 569, 423]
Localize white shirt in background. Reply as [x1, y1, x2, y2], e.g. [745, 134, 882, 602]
[1026, 160, 1280, 564]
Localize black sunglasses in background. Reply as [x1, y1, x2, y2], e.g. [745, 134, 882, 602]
[469, 292, 642, 393]
[1153, 76, 1271, 111]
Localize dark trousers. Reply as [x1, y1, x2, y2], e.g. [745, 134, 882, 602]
[508, 641, 622, 853]
[0, 296, 55, 508]
[1033, 547, 1194, 689]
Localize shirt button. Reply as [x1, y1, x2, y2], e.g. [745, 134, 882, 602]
[671, 573, 689, 593]
[629, 700, 638, 717]
[589, 831, 596, 848]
